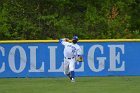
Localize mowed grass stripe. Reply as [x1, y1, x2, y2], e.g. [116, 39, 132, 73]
[0, 76, 140, 93]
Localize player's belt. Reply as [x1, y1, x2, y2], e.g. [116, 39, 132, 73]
[65, 57, 75, 59]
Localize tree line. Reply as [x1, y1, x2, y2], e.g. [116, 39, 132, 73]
[0, 0, 140, 40]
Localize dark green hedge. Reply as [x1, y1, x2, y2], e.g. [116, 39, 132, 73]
[0, 0, 140, 40]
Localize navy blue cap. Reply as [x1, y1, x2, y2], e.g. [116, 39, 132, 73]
[72, 36, 78, 40]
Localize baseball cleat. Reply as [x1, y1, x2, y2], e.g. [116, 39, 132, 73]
[71, 78, 75, 82]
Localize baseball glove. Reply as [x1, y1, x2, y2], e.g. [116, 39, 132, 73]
[76, 55, 83, 62]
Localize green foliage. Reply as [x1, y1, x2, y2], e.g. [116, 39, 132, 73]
[0, 0, 139, 40]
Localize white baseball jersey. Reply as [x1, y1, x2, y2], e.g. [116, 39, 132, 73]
[61, 39, 82, 58]
[60, 38, 83, 75]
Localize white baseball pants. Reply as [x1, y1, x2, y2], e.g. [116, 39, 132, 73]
[63, 57, 75, 75]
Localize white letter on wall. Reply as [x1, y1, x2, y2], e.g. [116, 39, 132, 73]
[9, 46, 27, 73]
[88, 45, 106, 72]
[28, 46, 44, 72]
[48, 46, 63, 72]
[0, 47, 5, 73]
[108, 45, 125, 71]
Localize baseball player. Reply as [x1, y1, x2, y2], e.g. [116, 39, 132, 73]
[59, 36, 83, 82]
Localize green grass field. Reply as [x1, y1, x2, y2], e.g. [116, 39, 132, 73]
[0, 76, 140, 93]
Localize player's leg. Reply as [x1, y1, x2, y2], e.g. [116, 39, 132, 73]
[69, 59, 75, 82]
[63, 59, 72, 80]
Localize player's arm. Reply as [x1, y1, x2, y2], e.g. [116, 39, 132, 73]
[59, 38, 69, 45]
[76, 47, 83, 62]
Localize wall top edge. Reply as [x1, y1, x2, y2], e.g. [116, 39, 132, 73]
[0, 39, 140, 43]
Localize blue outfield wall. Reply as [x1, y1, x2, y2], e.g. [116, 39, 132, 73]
[0, 40, 140, 77]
